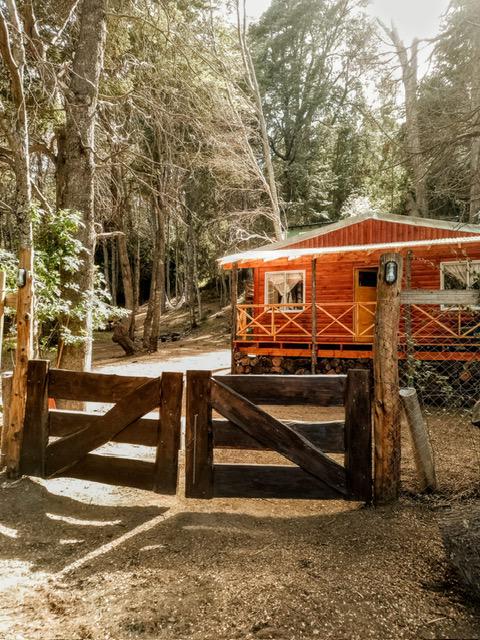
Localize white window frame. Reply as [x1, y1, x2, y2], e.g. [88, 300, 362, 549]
[264, 270, 306, 312]
[440, 260, 480, 310]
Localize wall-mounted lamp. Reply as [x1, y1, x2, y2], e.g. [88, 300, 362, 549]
[384, 261, 398, 285]
[17, 268, 27, 288]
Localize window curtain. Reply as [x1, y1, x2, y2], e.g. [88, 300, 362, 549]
[267, 272, 303, 303]
[443, 262, 468, 289]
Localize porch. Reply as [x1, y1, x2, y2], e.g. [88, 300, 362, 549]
[234, 302, 480, 361]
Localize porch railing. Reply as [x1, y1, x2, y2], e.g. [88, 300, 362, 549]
[235, 302, 480, 346]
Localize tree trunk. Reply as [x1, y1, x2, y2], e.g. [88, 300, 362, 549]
[148, 196, 166, 351]
[0, 3, 34, 475]
[469, 21, 480, 223]
[56, 0, 107, 372]
[236, 0, 284, 240]
[385, 27, 428, 217]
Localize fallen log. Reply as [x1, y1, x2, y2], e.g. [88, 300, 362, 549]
[439, 505, 480, 599]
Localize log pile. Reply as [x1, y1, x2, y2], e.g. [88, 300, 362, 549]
[232, 352, 372, 375]
[439, 504, 480, 599]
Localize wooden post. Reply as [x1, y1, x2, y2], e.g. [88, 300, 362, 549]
[311, 258, 317, 374]
[185, 370, 213, 498]
[0, 271, 5, 371]
[400, 387, 437, 492]
[344, 369, 372, 502]
[405, 250, 415, 385]
[20, 360, 49, 477]
[0, 372, 13, 470]
[154, 371, 184, 494]
[373, 252, 403, 504]
[230, 265, 238, 374]
[4, 247, 34, 476]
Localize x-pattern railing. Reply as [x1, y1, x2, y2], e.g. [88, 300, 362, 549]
[236, 302, 480, 345]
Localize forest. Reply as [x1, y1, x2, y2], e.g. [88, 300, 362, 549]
[0, 0, 479, 370]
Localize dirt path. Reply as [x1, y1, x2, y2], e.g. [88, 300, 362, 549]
[0, 331, 479, 639]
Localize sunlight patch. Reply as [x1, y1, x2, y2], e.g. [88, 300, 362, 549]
[0, 524, 18, 539]
[46, 513, 122, 527]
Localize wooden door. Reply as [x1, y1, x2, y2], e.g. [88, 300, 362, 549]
[354, 268, 378, 342]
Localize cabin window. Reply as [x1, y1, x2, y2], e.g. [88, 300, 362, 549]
[265, 271, 305, 311]
[440, 261, 480, 291]
[440, 260, 480, 309]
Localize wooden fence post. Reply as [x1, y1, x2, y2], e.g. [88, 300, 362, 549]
[185, 370, 213, 498]
[0, 371, 13, 470]
[0, 271, 5, 371]
[344, 369, 372, 502]
[230, 265, 238, 374]
[4, 247, 34, 476]
[373, 253, 403, 504]
[20, 359, 49, 477]
[311, 258, 317, 374]
[154, 371, 184, 494]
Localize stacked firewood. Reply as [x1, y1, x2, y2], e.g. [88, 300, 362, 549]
[232, 352, 371, 375]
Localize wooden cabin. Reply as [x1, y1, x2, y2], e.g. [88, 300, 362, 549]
[220, 212, 480, 374]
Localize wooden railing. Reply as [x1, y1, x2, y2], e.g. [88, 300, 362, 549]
[236, 302, 480, 346]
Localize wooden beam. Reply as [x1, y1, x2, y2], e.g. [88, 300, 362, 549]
[374, 253, 403, 504]
[400, 388, 437, 492]
[212, 374, 346, 406]
[48, 368, 151, 403]
[154, 371, 183, 494]
[400, 289, 480, 305]
[20, 360, 50, 477]
[60, 454, 156, 490]
[230, 265, 238, 374]
[185, 370, 213, 498]
[344, 369, 372, 502]
[49, 410, 159, 445]
[214, 464, 342, 500]
[311, 257, 317, 374]
[4, 247, 34, 476]
[213, 418, 345, 453]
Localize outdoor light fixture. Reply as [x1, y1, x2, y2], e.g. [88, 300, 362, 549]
[17, 268, 27, 288]
[384, 261, 398, 285]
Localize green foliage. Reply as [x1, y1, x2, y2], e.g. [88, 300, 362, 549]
[2, 209, 124, 354]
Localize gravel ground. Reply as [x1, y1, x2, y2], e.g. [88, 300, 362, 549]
[0, 324, 479, 640]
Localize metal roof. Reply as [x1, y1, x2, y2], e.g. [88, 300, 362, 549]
[219, 234, 480, 267]
[250, 212, 480, 253]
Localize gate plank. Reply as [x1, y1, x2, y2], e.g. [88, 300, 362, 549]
[210, 380, 347, 495]
[344, 370, 372, 502]
[154, 372, 183, 494]
[214, 464, 342, 499]
[49, 410, 159, 446]
[213, 374, 346, 406]
[21, 360, 50, 477]
[45, 377, 161, 476]
[185, 371, 213, 498]
[62, 454, 156, 490]
[213, 419, 345, 453]
[48, 369, 151, 403]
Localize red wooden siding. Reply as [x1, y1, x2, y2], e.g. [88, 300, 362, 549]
[288, 218, 475, 250]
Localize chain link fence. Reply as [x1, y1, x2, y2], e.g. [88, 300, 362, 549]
[398, 293, 480, 496]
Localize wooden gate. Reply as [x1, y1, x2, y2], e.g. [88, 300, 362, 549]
[20, 360, 183, 493]
[185, 370, 372, 502]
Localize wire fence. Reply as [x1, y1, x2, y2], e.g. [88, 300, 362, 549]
[398, 299, 480, 496]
